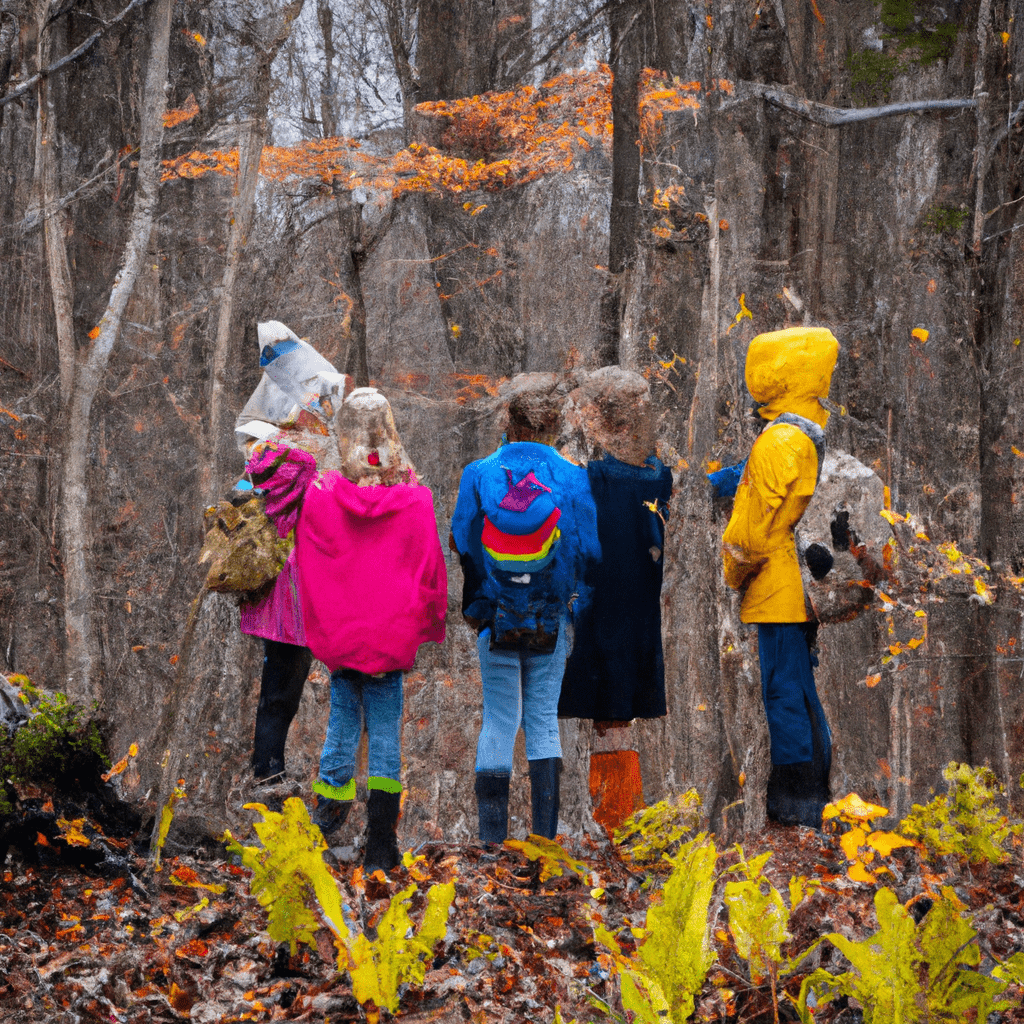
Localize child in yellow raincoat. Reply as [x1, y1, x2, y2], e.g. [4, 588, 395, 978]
[721, 326, 840, 827]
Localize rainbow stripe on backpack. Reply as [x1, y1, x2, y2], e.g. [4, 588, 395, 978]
[481, 468, 562, 574]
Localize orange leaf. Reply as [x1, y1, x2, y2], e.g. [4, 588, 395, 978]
[168, 983, 193, 1012]
[865, 673, 882, 688]
[824, 793, 890, 823]
[163, 94, 200, 129]
[175, 938, 210, 958]
[88, 326, 101, 340]
[840, 826, 867, 861]
[847, 861, 876, 883]
[172, 864, 202, 885]
[866, 830, 916, 856]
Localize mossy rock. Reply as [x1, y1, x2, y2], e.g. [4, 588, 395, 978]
[0, 677, 110, 819]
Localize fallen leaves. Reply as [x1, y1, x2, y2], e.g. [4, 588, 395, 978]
[3, 780, 1024, 1024]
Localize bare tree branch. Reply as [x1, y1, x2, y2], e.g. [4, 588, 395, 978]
[18, 148, 130, 236]
[732, 82, 977, 125]
[986, 98, 1024, 163]
[0, 0, 151, 108]
[527, 0, 616, 75]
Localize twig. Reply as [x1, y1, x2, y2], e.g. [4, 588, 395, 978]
[0, 0, 152, 108]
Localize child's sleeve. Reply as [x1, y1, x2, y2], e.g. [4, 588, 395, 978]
[244, 442, 318, 538]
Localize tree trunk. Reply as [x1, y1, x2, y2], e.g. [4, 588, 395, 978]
[381, 0, 419, 138]
[205, 119, 266, 501]
[416, 0, 531, 101]
[317, 0, 337, 138]
[37, 13, 75, 406]
[204, 0, 305, 501]
[59, 0, 173, 700]
[598, 0, 654, 367]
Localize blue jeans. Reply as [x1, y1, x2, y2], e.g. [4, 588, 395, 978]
[475, 623, 568, 772]
[757, 623, 831, 768]
[317, 669, 403, 796]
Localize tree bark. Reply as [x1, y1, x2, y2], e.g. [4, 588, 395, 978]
[205, 118, 266, 501]
[0, 0, 151, 108]
[380, 0, 419, 138]
[335, 192, 371, 387]
[317, 0, 337, 138]
[37, 12, 75, 406]
[416, 0, 531, 102]
[204, 0, 305, 502]
[59, 0, 173, 699]
[598, 0, 654, 367]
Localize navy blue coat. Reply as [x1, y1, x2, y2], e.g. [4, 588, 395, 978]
[558, 455, 672, 720]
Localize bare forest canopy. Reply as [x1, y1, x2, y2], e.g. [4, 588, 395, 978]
[0, 0, 1023, 858]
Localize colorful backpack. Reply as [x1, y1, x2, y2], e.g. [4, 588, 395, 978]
[480, 466, 563, 580]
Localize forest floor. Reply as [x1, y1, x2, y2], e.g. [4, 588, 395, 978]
[1, 798, 1023, 1024]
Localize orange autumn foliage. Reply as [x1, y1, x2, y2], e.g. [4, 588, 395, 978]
[163, 93, 200, 129]
[161, 67, 709, 201]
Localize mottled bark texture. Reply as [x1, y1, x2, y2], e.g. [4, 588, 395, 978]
[1, 0, 1023, 851]
[416, 0, 532, 102]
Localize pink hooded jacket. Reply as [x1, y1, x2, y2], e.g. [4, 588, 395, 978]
[296, 472, 447, 674]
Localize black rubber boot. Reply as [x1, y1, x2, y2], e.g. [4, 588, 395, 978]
[766, 762, 828, 828]
[363, 789, 402, 874]
[528, 758, 561, 839]
[475, 771, 511, 845]
[311, 796, 351, 838]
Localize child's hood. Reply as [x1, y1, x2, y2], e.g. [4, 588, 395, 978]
[745, 326, 839, 427]
[312, 471, 427, 517]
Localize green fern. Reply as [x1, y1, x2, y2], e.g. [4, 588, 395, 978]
[225, 797, 455, 1024]
[504, 834, 597, 883]
[345, 879, 455, 1020]
[590, 834, 717, 1022]
[899, 762, 1022, 864]
[223, 796, 347, 952]
[796, 886, 1016, 1023]
[723, 849, 790, 982]
[612, 789, 703, 863]
[632, 834, 718, 1021]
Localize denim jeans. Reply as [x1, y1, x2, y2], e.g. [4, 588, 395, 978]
[757, 623, 831, 768]
[475, 622, 568, 772]
[318, 669, 403, 793]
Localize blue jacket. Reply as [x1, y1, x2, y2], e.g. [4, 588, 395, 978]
[451, 442, 601, 645]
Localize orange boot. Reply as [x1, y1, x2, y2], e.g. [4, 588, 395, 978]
[589, 750, 644, 836]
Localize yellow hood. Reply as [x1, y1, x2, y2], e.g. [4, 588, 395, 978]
[745, 327, 839, 427]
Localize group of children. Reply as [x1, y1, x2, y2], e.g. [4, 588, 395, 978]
[233, 320, 841, 873]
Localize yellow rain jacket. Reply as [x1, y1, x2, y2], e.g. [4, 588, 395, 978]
[721, 327, 839, 623]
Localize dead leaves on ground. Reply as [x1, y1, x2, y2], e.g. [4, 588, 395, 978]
[1, 820, 1023, 1023]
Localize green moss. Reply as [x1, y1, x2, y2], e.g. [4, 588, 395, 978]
[0, 681, 109, 818]
[923, 203, 970, 235]
[880, 0, 961, 61]
[880, 0, 916, 32]
[849, 0, 962, 106]
[847, 49, 901, 104]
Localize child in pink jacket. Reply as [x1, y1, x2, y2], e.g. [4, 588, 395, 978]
[248, 388, 446, 872]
